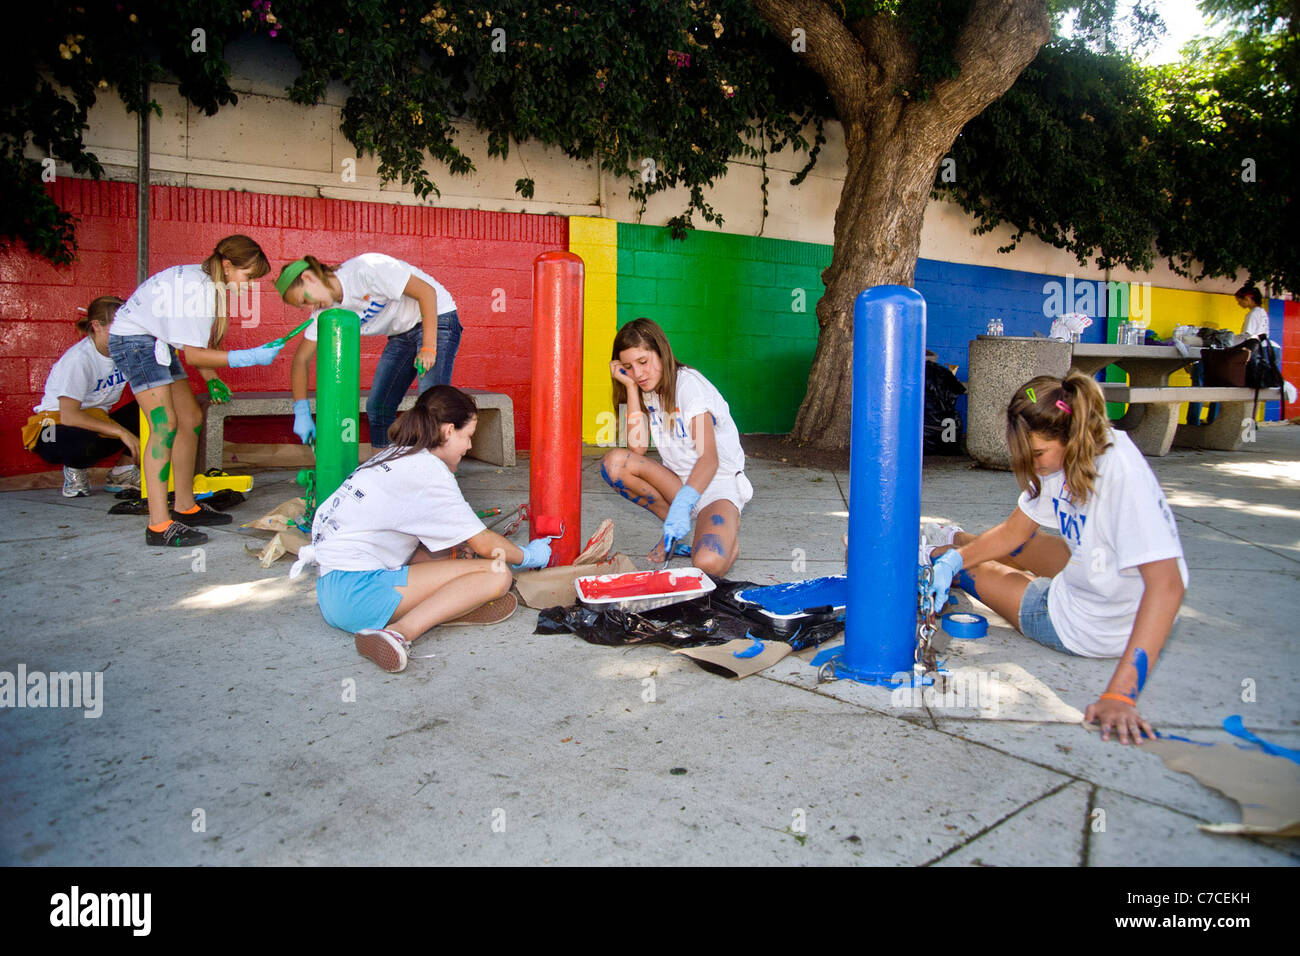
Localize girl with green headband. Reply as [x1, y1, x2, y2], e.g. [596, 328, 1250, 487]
[275, 253, 461, 450]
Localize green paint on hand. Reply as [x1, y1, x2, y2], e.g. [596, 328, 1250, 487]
[159, 462, 171, 482]
[206, 378, 232, 404]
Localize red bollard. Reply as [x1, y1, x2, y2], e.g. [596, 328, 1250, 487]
[529, 251, 584, 567]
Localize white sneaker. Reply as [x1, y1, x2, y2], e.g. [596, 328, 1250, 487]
[105, 464, 141, 493]
[920, 522, 964, 563]
[62, 466, 90, 498]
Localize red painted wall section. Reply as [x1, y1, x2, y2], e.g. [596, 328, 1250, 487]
[1283, 299, 1299, 418]
[1, 179, 567, 476]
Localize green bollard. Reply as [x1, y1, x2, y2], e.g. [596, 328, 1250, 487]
[313, 307, 361, 507]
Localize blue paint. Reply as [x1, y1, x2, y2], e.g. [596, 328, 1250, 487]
[1008, 527, 1036, 558]
[1133, 648, 1149, 693]
[1223, 715, 1300, 765]
[733, 634, 765, 659]
[737, 575, 847, 615]
[710, 514, 725, 526]
[671, 540, 692, 557]
[601, 463, 654, 508]
[698, 533, 726, 557]
[1153, 730, 1215, 746]
[954, 568, 980, 601]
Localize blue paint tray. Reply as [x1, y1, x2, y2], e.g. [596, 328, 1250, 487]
[733, 575, 848, 637]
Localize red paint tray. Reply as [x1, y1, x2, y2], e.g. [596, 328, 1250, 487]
[575, 567, 715, 613]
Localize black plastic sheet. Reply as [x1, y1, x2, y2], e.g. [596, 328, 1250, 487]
[536, 577, 845, 651]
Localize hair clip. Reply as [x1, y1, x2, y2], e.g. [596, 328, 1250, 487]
[76, 307, 88, 314]
[1055, 399, 1072, 414]
[1025, 387, 1037, 403]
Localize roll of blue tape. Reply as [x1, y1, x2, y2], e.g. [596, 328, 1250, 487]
[941, 612, 988, 639]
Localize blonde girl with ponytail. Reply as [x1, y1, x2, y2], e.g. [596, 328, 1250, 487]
[109, 235, 284, 548]
[923, 371, 1187, 745]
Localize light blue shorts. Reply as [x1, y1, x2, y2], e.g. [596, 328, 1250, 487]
[317, 567, 408, 634]
[108, 333, 188, 392]
[1017, 577, 1082, 656]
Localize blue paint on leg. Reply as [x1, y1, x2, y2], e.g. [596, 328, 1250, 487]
[601, 462, 654, 509]
[710, 514, 725, 526]
[698, 533, 726, 557]
[1008, 527, 1036, 558]
[954, 568, 981, 601]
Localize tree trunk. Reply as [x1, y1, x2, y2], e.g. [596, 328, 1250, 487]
[748, 0, 1051, 450]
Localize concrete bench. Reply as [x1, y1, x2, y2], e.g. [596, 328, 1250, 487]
[203, 388, 516, 469]
[1099, 383, 1283, 453]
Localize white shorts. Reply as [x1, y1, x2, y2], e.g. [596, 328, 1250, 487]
[692, 470, 753, 516]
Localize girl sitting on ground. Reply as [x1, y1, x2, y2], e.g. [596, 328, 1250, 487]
[23, 296, 140, 497]
[290, 385, 552, 673]
[924, 372, 1187, 745]
[600, 317, 751, 577]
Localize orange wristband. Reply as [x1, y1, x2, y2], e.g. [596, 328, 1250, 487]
[627, 411, 645, 421]
[1100, 692, 1136, 706]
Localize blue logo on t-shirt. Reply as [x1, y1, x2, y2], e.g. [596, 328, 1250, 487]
[1052, 496, 1087, 547]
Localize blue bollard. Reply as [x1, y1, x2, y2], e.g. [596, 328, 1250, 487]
[812, 286, 926, 685]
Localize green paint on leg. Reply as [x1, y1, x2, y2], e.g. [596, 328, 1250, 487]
[149, 407, 169, 428]
[193, 425, 203, 435]
[159, 462, 171, 482]
[162, 428, 176, 449]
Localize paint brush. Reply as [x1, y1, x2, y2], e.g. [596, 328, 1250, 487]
[259, 315, 316, 351]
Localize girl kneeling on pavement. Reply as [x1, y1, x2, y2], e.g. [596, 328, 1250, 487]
[23, 296, 140, 497]
[290, 385, 553, 673]
[923, 372, 1187, 745]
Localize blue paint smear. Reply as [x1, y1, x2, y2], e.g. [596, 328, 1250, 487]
[601, 463, 654, 508]
[1153, 731, 1215, 746]
[954, 569, 981, 601]
[1133, 647, 1149, 693]
[698, 533, 726, 557]
[710, 514, 725, 526]
[1223, 715, 1300, 765]
[1008, 527, 1036, 557]
[737, 575, 848, 615]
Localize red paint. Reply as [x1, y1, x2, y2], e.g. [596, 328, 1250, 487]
[579, 570, 705, 600]
[0, 179, 567, 476]
[528, 251, 584, 566]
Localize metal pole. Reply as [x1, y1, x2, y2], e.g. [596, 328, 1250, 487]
[813, 285, 926, 684]
[136, 78, 149, 286]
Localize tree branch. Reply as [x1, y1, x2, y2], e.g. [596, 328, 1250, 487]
[748, 0, 880, 117]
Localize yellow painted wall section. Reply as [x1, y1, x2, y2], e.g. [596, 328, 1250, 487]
[569, 217, 619, 443]
[1130, 284, 1258, 422]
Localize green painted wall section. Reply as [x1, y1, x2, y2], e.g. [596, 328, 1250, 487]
[614, 223, 829, 433]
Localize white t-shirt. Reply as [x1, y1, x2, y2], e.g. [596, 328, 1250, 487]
[303, 253, 456, 342]
[35, 337, 128, 413]
[110, 264, 219, 348]
[1017, 430, 1188, 658]
[642, 367, 746, 482]
[309, 450, 485, 575]
[1242, 306, 1269, 338]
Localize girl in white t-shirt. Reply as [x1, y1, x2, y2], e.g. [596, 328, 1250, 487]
[290, 385, 552, 673]
[275, 253, 461, 450]
[925, 372, 1187, 745]
[109, 235, 284, 548]
[601, 317, 752, 576]
[1235, 284, 1269, 338]
[23, 296, 139, 497]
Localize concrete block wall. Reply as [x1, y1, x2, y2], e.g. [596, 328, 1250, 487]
[0, 179, 567, 476]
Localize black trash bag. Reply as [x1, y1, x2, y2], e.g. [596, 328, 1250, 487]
[924, 360, 966, 455]
[536, 576, 845, 651]
[202, 488, 246, 511]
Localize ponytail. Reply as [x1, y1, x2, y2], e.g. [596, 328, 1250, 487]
[201, 235, 270, 347]
[78, 295, 123, 335]
[1006, 371, 1112, 504]
[361, 385, 478, 470]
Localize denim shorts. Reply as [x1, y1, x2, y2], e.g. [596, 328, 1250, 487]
[108, 334, 188, 392]
[317, 566, 408, 634]
[1017, 576, 1082, 656]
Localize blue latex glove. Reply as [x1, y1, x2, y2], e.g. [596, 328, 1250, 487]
[510, 538, 552, 571]
[228, 343, 285, 368]
[292, 399, 316, 445]
[663, 485, 701, 551]
[928, 549, 964, 608]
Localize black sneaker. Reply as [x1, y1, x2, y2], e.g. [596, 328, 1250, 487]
[146, 522, 209, 547]
[169, 503, 233, 526]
